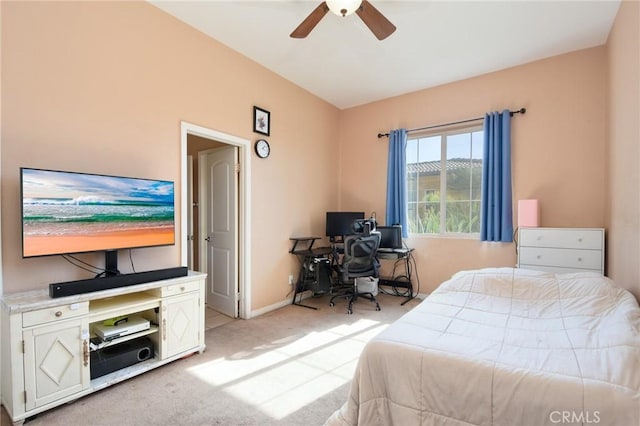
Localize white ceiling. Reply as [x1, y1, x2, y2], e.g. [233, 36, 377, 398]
[150, 0, 621, 109]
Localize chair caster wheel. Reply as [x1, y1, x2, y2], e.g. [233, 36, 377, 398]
[347, 309, 353, 314]
[376, 306, 381, 311]
[329, 302, 335, 307]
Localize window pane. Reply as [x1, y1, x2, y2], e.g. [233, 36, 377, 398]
[413, 136, 440, 234]
[406, 127, 481, 236]
[445, 133, 473, 197]
[470, 200, 481, 233]
[471, 131, 483, 159]
[446, 133, 471, 233]
[445, 200, 481, 233]
[414, 201, 440, 233]
[408, 202, 417, 232]
[417, 136, 440, 163]
[407, 172, 418, 202]
[446, 133, 471, 161]
[406, 138, 418, 164]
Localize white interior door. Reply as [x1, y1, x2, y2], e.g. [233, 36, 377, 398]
[201, 146, 238, 318]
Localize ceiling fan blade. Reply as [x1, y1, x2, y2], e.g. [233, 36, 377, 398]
[290, 2, 329, 38]
[356, 0, 396, 40]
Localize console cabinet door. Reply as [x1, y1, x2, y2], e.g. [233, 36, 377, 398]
[161, 292, 200, 359]
[23, 318, 90, 410]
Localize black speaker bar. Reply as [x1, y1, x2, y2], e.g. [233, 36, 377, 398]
[49, 266, 189, 298]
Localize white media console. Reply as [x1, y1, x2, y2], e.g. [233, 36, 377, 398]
[1, 271, 206, 425]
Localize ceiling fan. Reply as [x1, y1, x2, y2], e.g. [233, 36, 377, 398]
[290, 0, 396, 41]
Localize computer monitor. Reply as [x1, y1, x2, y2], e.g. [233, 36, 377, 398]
[378, 225, 403, 249]
[325, 211, 365, 242]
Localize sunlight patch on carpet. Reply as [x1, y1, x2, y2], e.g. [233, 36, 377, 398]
[186, 318, 389, 419]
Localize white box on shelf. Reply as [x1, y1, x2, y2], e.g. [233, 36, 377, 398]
[355, 277, 379, 296]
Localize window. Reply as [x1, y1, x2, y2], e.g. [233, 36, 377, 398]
[406, 125, 484, 236]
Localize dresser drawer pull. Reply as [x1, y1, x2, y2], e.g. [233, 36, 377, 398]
[55, 311, 62, 317]
[163, 318, 167, 341]
[83, 340, 89, 367]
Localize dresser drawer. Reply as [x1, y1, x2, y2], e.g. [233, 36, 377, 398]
[518, 247, 602, 271]
[519, 228, 603, 250]
[22, 302, 89, 327]
[517, 264, 601, 274]
[146, 279, 201, 297]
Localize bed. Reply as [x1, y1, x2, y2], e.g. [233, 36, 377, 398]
[326, 267, 640, 426]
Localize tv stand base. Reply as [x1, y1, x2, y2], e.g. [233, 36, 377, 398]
[1, 272, 206, 425]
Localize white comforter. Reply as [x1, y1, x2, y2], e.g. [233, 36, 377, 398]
[326, 268, 640, 426]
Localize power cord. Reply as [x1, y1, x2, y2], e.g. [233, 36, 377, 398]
[128, 249, 137, 273]
[408, 250, 421, 297]
[378, 249, 420, 299]
[62, 254, 104, 276]
[61, 251, 138, 277]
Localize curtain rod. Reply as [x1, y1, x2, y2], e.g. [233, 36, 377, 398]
[377, 107, 526, 139]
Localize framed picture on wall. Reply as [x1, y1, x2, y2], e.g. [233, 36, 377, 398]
[253, 106, 270, 136]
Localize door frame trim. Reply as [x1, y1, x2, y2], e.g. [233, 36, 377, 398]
[180, 121, 252, 319]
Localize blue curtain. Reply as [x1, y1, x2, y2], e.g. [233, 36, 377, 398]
[480, 110, 513, 242]
[385, 129, 409, 238]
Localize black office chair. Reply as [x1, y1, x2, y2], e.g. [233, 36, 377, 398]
[329, 231, 381, 314]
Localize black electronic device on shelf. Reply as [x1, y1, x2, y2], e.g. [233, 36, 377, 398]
[325, 211, 365, 242]
[90, 336, 154, 379]
[288, 237, 332, 310]
[377, 225, 403, 250]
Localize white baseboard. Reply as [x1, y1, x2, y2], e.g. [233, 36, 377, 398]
[250, 291, 314, 318]
[250, 290, 428, 318]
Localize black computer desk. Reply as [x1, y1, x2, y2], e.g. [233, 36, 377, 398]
[289, 237, 332, 309]
[377, 247, 415, 305]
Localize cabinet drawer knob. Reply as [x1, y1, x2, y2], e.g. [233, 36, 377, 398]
[578, 257, 583, 262]
[55, 311, 62, 317]
[180, 286, 185, 292]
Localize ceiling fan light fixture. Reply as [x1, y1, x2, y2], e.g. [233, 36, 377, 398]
[326, 0, 362, 17]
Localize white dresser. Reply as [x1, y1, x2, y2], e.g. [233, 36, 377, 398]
[517, 227, 605, 274]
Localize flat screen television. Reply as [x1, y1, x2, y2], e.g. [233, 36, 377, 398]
[325, 211, 365, 242]
[21, 167, 175, 273]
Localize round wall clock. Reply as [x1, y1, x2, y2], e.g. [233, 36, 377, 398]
[255, 139, 270, 158]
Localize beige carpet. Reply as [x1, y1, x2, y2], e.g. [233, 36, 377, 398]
[1, 292, 421, 426]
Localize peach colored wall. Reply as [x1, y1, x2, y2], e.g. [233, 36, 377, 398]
[606, 0, 640, 299]
[1, 2, 340, 310]
[338, 48, 607, 293]
[2, 1, 635, 310]
[0, 1, 3, 297]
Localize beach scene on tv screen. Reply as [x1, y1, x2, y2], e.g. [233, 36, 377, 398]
[22, 169, 175, 257]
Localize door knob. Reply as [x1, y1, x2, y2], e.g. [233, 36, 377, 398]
[205, 236, 211, 242]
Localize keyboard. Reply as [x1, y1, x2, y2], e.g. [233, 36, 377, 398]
[377, 247, 405, 253]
